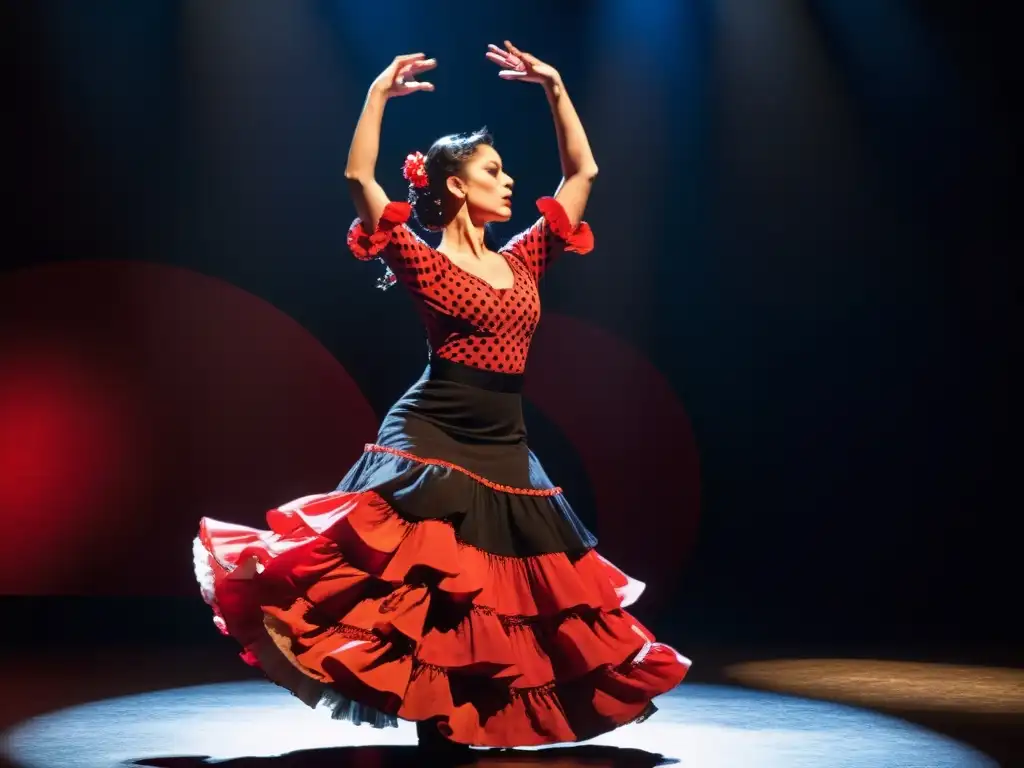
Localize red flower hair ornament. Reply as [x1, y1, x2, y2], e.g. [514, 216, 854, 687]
[402, 151, 429, 188]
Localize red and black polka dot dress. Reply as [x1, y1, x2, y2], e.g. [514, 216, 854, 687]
[192, 194, 690, 750]
[346, 196, 594, 373]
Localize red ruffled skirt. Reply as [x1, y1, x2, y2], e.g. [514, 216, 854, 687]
[193, 362, 690, 747]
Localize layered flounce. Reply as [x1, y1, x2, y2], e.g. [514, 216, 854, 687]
[335, 443, 599, 558]
[535, 196, 594, 254]
[346, 202, 411, 261]
[194, 488, 689, 747]
[345, 197, 594, 260]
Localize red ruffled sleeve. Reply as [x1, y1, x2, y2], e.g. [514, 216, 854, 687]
[346, 202, 413, 261]
[346, 201, 446, 294]
[535, 197, 595, 255]
[501, 197, 594, 283]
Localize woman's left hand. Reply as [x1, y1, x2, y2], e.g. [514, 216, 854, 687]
[486, 41, 560, 86]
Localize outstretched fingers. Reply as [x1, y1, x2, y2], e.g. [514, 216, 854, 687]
[407, 57, 438, 72]
[395, 56, 437, 93]
[394, 52, 427, 65]
[486, 43, 525, 79]
[489, 44, 521, 66]
[503, 40, 536, 64]
[398, 58, 437, 78]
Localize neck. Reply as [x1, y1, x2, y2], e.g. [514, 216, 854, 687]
[439, 209, 488, 258]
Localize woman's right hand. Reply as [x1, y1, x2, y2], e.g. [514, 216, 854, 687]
[371, 53, 437, 98]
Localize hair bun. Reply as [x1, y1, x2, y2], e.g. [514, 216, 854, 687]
[406, 128, 493, 233]
[408, 184, 444, 231]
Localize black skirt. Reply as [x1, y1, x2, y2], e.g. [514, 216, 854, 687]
[336, 357, 598, 558]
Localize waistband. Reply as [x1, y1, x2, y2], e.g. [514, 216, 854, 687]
[425, 356, 524, 394]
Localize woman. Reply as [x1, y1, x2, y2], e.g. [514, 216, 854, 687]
[193, 42, 690, 750]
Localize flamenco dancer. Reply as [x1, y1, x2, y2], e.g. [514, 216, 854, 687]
[193, 42, 690, 750]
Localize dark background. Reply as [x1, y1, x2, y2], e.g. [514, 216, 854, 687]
[0, 0, 1017, 661]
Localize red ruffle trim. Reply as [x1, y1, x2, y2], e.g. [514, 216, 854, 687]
[364, 443, 564, 496]
[346, 202, 412, 261]
[195, 490, 689, 746]
[536, 196, 595, 255]
[346, 198, 594, 260]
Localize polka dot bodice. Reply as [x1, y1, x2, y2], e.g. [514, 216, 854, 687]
[347, 197, 594, 374]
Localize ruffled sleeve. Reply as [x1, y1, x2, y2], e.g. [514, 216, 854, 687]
[346, 202, 445, 293]
[501, 196, 594, 282]
[346, 202, 413, 261]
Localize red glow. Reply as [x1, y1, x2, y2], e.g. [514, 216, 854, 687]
[0, 261, 379, 595]
[525, 314, 701, 611]
[0, 347, 148, 592]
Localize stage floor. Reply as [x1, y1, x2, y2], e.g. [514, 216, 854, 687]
[0, 646, 1020, 768]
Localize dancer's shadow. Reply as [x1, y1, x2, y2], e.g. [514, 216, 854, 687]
[133, 744, 676, 768]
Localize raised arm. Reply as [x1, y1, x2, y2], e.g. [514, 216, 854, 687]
[543, 78, 599, 228]
[486, 41, 598, 227]
[344, 53, 436, 231]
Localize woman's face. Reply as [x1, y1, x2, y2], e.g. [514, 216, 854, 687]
[453, 144, 515, 224]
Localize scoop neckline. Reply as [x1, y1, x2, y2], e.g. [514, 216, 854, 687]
[433, 247, 517, 293]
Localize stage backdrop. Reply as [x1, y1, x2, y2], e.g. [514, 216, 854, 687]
[1, 1, 1016, 650]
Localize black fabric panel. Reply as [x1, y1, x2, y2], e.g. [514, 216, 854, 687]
[336, 451, 597, 558]
[426, 356, 524, 394]
[335, 361, 598, 557]
[373, 366, 534, 489]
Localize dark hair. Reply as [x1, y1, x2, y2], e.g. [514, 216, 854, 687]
[407, 127, 493, 232]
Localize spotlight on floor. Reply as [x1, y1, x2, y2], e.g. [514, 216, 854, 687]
[0, 681, 997, 768]
[724, 659, 1024, 714]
